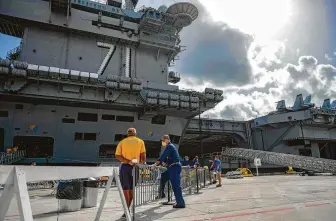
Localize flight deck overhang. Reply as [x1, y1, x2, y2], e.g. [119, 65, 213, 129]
[0, 15, 25, 38]
[0, 0, 140, 43]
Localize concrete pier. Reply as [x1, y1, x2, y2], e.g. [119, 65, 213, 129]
[2, 175, 336, 221]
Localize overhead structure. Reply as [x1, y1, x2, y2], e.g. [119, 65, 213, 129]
[0, 150, 26, 165]
[222, 148, 336, 174]
[124, 0, 138, 10]
[166, 2, 199, 28]
[158, 5, 168, 13]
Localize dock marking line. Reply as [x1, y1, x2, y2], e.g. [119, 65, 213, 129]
[192, 201, 333, 221]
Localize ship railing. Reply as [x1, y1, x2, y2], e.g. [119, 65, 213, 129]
[6, 44, 22, 60]
[221, 147, 336, 173]
[0, 165, 134, 221]
[0, 150, 26, 165]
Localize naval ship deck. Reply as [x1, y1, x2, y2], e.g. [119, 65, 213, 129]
[3, 175, 336, 221]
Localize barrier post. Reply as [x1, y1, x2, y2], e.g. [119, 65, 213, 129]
[203, 169, 206, 187]
[187, 168, 192, 195]
[168, 182, 172, 202]
[162, 181, 174, 205]
[194, 167, 202, 194]
[132, 166, 136, 221]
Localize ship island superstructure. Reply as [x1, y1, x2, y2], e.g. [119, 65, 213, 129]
[0, 0, 224, 165]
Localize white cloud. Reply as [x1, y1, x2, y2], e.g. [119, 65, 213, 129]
[138, 0, 336, 120]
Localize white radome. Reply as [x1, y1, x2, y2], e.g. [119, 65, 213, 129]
[158, 5, 168, 13]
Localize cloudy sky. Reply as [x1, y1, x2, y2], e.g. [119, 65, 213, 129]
[138, 0, 336, 120]
[1, 0, 336, 120]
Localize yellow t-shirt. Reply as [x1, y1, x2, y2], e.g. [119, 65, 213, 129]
[115, 136, 146, 163]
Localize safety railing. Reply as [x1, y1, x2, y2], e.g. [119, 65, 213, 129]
[130, 164, 212, 220]
[173, 166, 209, 198]
[132, 164, 166, 207]
[0, 150, 26, 165]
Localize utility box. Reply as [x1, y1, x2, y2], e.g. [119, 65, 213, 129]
[56, 181, 83, 212]
[82, 181, 100, 208]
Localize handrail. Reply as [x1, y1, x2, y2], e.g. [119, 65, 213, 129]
[0, 150, 26, 165]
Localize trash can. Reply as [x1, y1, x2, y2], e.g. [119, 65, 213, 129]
[56, 181, 83, 212]
[82, 180, 100, 208]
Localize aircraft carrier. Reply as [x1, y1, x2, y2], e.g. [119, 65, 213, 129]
[0, 0, 224, 165]
[0, 0, 336, 170]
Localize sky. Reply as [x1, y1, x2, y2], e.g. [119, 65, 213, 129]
[2, 0, 336, 120]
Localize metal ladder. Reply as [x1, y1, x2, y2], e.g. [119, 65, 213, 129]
[0, 150, 26, 165]
[222, 148, 336, 173]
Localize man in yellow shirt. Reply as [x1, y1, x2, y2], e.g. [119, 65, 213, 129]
[115, 128, 146, 218]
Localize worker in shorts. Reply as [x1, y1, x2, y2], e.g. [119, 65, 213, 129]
[115, 128, 146, 218]
[156, 135, 185, 208]
[209, 160, 216, 184]
[214, 155, 222, 187]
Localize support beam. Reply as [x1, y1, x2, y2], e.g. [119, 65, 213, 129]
[0, 169, 15, 221]
[311, 142, 320, 158]
[14, 167, 33, 221]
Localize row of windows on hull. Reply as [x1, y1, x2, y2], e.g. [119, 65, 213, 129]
[0, 109, 167, 125]
[74, 133, 181, 144]
[3, 135, 180, 159]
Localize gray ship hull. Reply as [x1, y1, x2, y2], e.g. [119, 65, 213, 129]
[0, 100, 187, 165]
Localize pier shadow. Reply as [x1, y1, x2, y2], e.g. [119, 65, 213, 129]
[134, 204, 178, 221]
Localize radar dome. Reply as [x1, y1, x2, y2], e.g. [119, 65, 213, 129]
[158, 5, 168, 13]
[166, 2, 198, 28]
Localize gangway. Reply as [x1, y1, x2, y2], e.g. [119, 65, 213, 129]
[221, 148, 336, 174]
[0, 150, 26, 165]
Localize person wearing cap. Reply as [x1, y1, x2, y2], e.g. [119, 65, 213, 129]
[181, 156, 189, 166]
[155, 135, 185, 208]
[115, 128, 146, 218]
[192, 156, 200, 168]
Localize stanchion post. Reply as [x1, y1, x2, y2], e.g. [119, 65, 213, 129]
[162, 181, 174, 205]
[203, 169, 206, 187]
[194, 167, 202, 194]
[187, 168, 192, 195]
[132, 166, 136, 221]
[168, 181, 172, 202]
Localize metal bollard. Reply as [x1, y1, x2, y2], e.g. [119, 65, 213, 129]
[187, 168, 192, 195]
[168, 181, 172, 202]
[132, 166, 136, 221]
[203, 169, 206, 187]
[195, 167, 202, 194]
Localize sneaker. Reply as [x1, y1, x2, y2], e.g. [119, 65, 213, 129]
[216, 184, 222, 187]
[173, 204, 186, 209]
[121, 213, 126, 219]
[155, 194, 166, 199]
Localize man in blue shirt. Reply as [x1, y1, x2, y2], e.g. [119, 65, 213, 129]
[214, 155, 222, 187]
[192, 156, 200, 168]
[155, 135, 185, 208]
[181, 156, 189, 166]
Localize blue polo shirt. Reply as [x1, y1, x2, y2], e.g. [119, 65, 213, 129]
[192, 159, 199, 167]
[181, 160, 189, 166]
[158, 143, 181, 167]
[214, 159, 221, 172]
